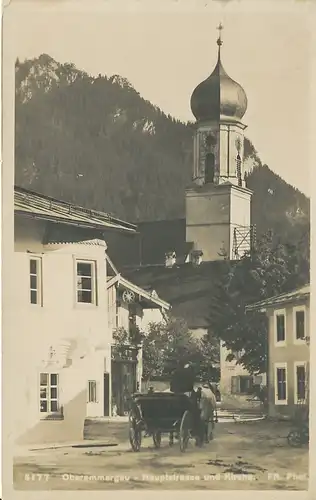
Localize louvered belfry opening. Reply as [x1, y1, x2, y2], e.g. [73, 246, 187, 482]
[205, 152, 215, 184]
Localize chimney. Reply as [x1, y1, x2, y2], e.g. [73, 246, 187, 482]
[165, 251, 176, 268]
[190, 250, 203, 266]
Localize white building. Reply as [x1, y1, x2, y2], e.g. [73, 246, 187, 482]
[11, 186, 137, 445]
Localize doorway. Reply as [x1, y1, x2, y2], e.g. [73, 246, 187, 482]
[111, 360, 137, 416]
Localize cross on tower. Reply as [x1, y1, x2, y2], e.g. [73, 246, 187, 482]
[217, 22, 223, 46]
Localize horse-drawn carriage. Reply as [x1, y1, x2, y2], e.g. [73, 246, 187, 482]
[128, 391, 205, 452]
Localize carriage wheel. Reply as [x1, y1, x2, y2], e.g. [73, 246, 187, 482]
[287, 430, 302, 448]
[153, 430, 162, 449]
[128, 411, 142, 452]
[179, 410, 191, 452]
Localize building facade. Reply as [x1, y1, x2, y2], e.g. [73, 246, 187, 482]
[219, 343, 266, 409]
[246, 285, 310, 419]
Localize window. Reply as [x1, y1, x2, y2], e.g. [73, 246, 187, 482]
[295, 364, 306, 403]
[76, 261, 96, 304]
[276, 314, 285, 342]
[275, 364, 287, 404]
[275, 310, 286, 344]
[88, 380, 97, 403]
[294, 307, 306, 342]
[239, 376, 253, 394]
[231, 375, 253, 395]
[40, 373, 59, 414]
[30, 258, 42, 305]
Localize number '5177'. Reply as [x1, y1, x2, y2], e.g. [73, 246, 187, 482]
[24, 474, 49, 481]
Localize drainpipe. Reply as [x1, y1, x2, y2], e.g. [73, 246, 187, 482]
[264, 327, 269, 416]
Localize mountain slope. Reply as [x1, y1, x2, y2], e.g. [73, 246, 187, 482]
[15, 55, 310, 244]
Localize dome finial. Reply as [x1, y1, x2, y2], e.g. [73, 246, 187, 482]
[190, 21, 248, 122]
[216, 22, 223, 59]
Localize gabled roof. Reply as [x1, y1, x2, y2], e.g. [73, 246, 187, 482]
[106, 273, 171, 311]
[14, 186, 136, 233]
[124, 261, 226, 328]
[245, 284, 310, 312]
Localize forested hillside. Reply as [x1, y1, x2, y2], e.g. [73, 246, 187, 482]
[15, 54, 309, 245]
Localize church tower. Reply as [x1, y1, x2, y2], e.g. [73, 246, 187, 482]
[186, 24, 254, 261]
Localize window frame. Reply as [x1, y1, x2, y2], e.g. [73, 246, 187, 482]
[88, 380, 98, 403]
[294, 362, 307, 405]
[39, 372, 62, 418]
[238, 375, 253, 395]
[274, 309, 286, 347]
[75, 259, 97, 306]
[274, 362, 288, 405]
[293, 306, 306, 344]
[29, 256, 43, 306]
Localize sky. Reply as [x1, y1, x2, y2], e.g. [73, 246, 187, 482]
[7, 1, 312, 195]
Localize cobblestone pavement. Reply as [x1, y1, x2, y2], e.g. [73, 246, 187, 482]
[13, 421, 309, 491]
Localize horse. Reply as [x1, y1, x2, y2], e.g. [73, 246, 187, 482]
[163, 387, 213, 446]
[197, 385, 218, 443]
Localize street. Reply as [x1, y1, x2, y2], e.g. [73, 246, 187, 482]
[13, 420, 308, 490]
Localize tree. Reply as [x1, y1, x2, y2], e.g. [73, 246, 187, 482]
[195, 335, 220, 382]
[209, 232, 309, 374]
[141, 322, 167, 383]
[141, 317, 219, 384]
[112, 325, 144, 361]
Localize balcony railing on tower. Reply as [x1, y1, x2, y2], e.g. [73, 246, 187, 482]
[232, 224, 256, 259]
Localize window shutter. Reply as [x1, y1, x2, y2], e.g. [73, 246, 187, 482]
[231, 376, 239, 394]
[296, 365, 306, 401]
[296, 311, 305, 340]
[276, 367, 287, 401]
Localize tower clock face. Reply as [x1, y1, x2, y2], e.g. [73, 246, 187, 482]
[235, 137, 241, 153]
[205, 133, 217, 147]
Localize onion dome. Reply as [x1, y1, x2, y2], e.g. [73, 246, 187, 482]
[190, 27, 247, 122]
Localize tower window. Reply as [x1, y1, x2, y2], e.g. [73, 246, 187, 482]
[205, 153, 215, 184]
